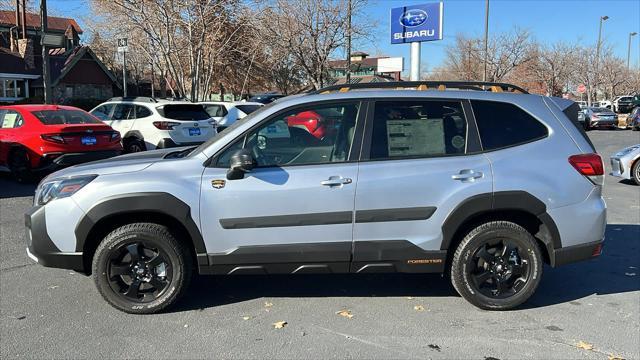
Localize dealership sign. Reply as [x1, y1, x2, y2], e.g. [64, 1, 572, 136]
[391, 2, 443, 44]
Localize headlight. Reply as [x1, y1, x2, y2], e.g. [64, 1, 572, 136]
[35, 175, 97, 206]
[615, 145, 640, 157]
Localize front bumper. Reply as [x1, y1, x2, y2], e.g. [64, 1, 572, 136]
[553, 240, 604, 266]
[25, 205, 84, 272]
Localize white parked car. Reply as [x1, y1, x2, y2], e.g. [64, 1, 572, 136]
[200, 101, 263, 131]
[90, 97, 216, 153]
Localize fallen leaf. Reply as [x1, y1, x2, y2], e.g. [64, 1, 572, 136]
[243, 316, 251, 321]
[414, 305, 425, 312]
[336, 309, 354, 319]
[608, 355, 625, 360]
[272, 321, 287, 329]
[576, 341, 593, 350]
[264, 301, 273, 308]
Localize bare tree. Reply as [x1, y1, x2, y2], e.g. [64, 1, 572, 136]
[529, 42, 575, 96]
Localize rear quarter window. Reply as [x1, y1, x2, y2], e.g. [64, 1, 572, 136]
[471, 100, 548, 151]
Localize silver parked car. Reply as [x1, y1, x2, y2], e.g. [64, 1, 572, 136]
[610, 144, 640, 185]
[24, 81, 606, 314]
[582, 107, 618, 130]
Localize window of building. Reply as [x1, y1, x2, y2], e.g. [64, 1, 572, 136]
[0, 78, 27, 99]
[370, 100, 468, 159]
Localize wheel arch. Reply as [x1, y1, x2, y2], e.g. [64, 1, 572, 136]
[75, 192, 208, 275]
[122, 130, 144, 141]
[441, 191, 561, 267]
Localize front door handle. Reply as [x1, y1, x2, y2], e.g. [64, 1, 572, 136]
[452, 169, 483, 182]
[321, 176, 353, 187]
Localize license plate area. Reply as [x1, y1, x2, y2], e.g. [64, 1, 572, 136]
[81, 136, 97, 145]
[188, 128, 201, 136]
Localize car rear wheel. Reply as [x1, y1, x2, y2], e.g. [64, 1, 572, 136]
[8, 148, 33, 183]
[92, 223, 192, 314]
[450, 221, 543, 310]
[124, 138, 146, 153]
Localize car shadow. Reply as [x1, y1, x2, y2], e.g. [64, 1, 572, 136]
[170, 224, 640, 312]
[619, 179, 638, 186]
[0, 172, 37, 199]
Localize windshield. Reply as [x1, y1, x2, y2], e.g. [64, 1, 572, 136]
[236, 104, 262, 114]
[32, 110, 103, 125]
[188, 102, 274, 157]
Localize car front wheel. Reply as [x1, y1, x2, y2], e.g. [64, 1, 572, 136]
[92, 223, 192, 314]
[450, 221, 543, 310]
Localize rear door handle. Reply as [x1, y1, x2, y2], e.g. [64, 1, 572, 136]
[452, 169, 483, 182]
[321, 176, 352, 187]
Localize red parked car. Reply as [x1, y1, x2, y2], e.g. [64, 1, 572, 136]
[0, 105, 122, 181]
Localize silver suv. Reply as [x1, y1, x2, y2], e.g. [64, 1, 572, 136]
[25, 82, 607, 314]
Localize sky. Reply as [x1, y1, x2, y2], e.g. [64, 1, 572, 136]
[43, 0, 640, 73]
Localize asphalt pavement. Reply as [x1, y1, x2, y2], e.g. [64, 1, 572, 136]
[1, 129, 639, 359]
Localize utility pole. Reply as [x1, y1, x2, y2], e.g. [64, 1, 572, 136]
[40, 0, 51, 104]
[345, 0, 352, 84]
[122, 50, 127, 97]
[593, 15, 608, 106]
[628, 32, 638, 69]
[482, 0, 489, 82]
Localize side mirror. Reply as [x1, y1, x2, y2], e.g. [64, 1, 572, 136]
[226, 149, 255, 180]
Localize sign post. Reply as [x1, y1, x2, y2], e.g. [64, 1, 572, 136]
[117, 38, 128, 97]
[391, 3, 443, 81]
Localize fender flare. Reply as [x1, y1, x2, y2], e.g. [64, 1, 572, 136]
[440, 191, 561, 263]
[74, 192, 208, 266]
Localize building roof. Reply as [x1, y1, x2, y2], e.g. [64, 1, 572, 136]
[326, 74, 398, 86]
[0, 10, 83, 34]
[0, 47, 40, 75]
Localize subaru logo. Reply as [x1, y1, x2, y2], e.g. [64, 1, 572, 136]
[400, 9, 428, 27]
[193, 123, 199, 127]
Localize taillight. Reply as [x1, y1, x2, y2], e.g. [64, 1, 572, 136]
[569, 153, 604, 185]
[110, 131, 121, 142]
[41, 134, 65, 144]
[153, 121, 180, 130]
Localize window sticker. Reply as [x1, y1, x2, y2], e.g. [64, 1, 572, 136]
[386, 118, 445, 156]
[259, 119, 290, 139]
[1, 113, 17, 128]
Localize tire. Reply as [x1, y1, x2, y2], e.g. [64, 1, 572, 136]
[632, 160, 640, 186]
[450, 221, 543, 310]
[92, 223, 192, 314]
[8, 148, 34, 183]
[123, 138, 146, 153]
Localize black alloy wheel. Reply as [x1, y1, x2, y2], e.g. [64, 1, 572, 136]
[450, 221, 543, 310]
[106, 242, 172, 303]
[465, 239, 531, 299]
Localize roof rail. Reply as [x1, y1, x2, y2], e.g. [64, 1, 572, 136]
[310, 81, 529, 95]
[107, 96, 158, 103]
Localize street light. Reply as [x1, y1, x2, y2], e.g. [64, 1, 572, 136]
[593, 15, 608, 106]
[628, 32, 638, 69]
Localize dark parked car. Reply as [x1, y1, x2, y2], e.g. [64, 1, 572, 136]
[248, 93, 285, 104]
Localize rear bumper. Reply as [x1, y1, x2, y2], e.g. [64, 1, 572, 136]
[39, 150, 121, 170]
[553, 240, 604, 266]
[156, 138, 204, 149]
[24, 205, 84, 272]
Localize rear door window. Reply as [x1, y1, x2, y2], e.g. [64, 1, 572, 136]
[369, 100, 468, 159]
[135, 105, 152, 118]
[91, 104, 114, 120]
[112, 104, 134, 120]
[32, 110, 103, 125]
[159, 104, 210, 120]
[0, 110, 24, 128]
[471, 100, 548, 151]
